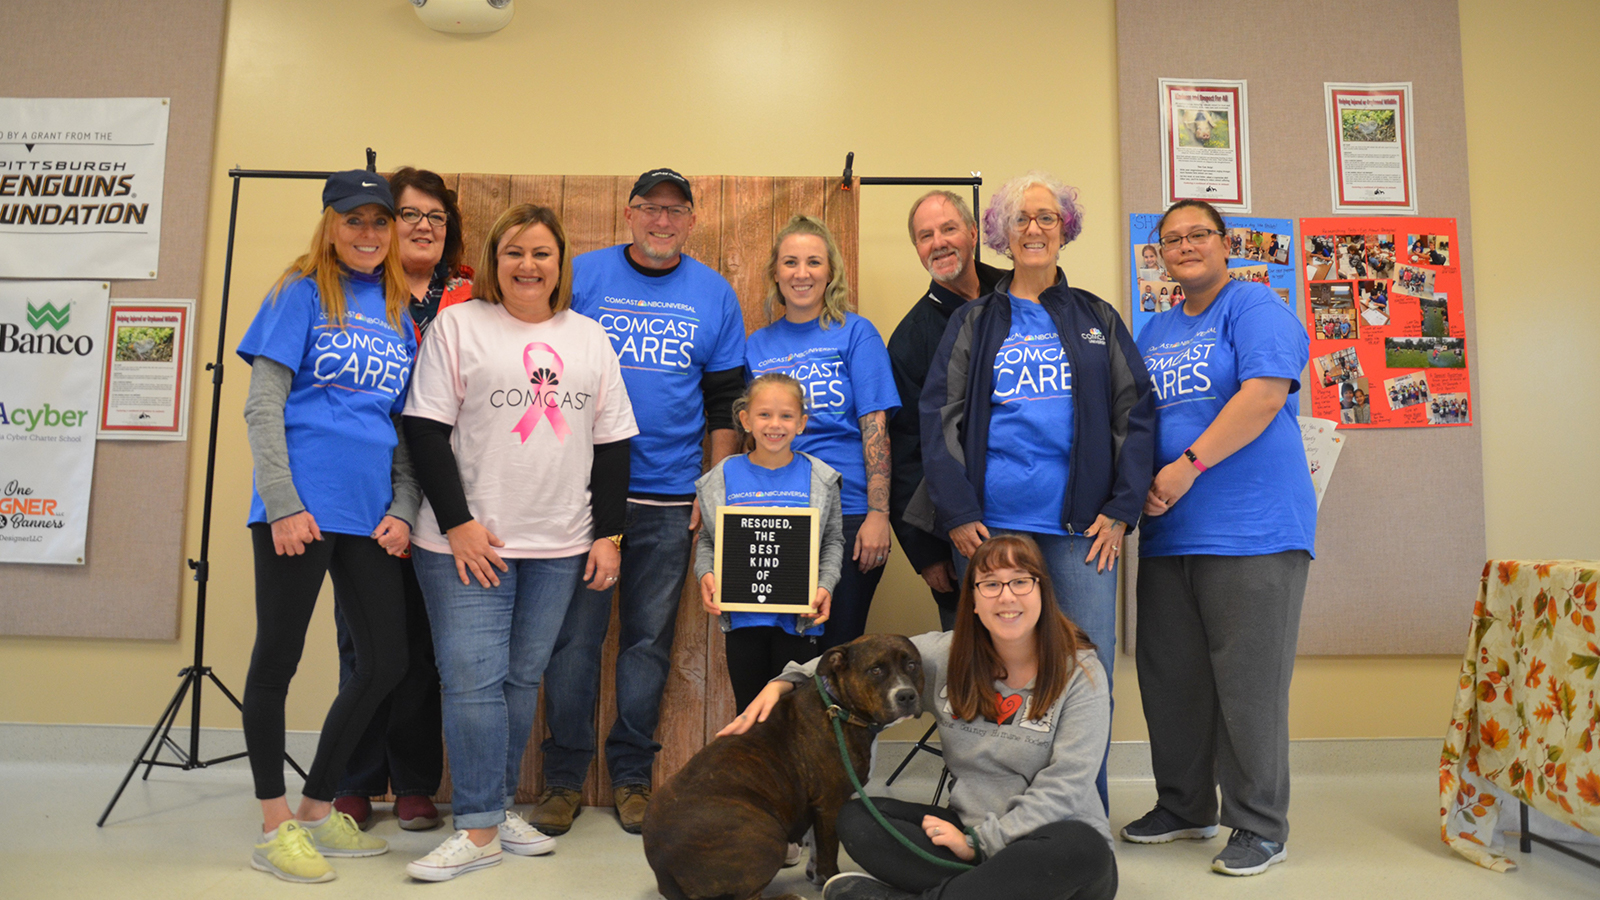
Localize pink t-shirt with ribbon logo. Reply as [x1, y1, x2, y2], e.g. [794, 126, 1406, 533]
[405, 301, 638, 558]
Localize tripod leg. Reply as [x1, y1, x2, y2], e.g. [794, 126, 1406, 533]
[884, 721, 939, 787]
[206, 669, 308, 777]
[933, 766, 951, 806]
[144, 671, 195, 780]
[98, 674, 190, 827]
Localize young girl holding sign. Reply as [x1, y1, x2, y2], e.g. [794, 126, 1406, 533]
[695, 373, 845, 709]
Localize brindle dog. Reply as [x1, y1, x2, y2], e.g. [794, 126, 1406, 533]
[643, 634, 923, 900]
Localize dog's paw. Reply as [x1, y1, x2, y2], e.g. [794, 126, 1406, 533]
[806, 859, 838, 887]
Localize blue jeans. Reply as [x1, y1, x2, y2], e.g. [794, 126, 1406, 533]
[413, 546, 583, 829]
[956, 529, 1116, 810]
[541, 502, 693, 789]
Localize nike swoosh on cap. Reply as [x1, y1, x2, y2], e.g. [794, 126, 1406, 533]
[362, 181, 378, 187]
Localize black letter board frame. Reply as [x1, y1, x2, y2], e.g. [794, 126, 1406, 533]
[714, 506, 820, 614]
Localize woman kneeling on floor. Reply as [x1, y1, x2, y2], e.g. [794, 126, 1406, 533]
[724, 534, 1117, 900]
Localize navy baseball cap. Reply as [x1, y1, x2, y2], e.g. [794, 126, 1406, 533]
[629, 167, 694, 205]
[323, 170, 396, 214]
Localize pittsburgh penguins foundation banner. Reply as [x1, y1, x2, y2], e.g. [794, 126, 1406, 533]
[0, 97, 170, 280]
[0, 281, 109, 565]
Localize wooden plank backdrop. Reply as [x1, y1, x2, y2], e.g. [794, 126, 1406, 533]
[401, 174, 859, 806]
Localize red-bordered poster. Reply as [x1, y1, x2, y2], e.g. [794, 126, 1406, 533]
[97, 299, 193, 440]
[1301, 218, 1466, 428]
[1159, 78, 1251, 212]
[1324, 83, 1417, 214]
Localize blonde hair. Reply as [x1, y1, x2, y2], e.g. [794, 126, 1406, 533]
[475, 204, 573, 313]
[732, 373, 807, 454]
[270, 206, 410, 331]
[765, 215, 850, 329]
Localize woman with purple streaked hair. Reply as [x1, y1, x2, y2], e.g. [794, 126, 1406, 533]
[914, 171, 1156, 811]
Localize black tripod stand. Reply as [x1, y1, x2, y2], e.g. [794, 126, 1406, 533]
[97, 154, 375, 825]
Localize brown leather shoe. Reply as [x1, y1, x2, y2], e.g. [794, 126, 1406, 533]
[614, 784, 650, 834]
[529, 787, 583, 836]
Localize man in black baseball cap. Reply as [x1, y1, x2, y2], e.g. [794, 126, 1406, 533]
[322, 169, 396, 213]
[628, 167, 694, 206]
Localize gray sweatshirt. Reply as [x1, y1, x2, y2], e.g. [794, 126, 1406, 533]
[777, 630, 1112, 855]
[692, 451, 846, 595]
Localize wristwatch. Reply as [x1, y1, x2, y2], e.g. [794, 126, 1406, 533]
[602, 534, 623, 550]
[1183, 447, 1208, 473]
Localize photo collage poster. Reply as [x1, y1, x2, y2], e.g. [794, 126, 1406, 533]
[1300, 217, 1469, 428]
[1127, 213, 1295, 340]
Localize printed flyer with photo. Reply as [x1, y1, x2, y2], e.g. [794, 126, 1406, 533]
[98, 299, 193, 440]
[1128, 213, 1293, 338]
[1159, 78, 1251, 212]
[1324, 83, 1417, 214]
[1301, 217, 1467, 428]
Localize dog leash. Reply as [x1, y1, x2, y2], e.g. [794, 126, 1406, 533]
[812, 674, 976, 872]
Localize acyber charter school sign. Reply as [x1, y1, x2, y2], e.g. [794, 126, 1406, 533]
[0, 98, 169, 279]
[0, 281, 108, 564]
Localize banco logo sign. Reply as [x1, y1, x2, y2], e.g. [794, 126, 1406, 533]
[1, 300, 94, 356]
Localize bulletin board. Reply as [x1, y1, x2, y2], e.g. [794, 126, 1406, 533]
[1116, 0, 1486, 655]
[0, 0, 227, 639]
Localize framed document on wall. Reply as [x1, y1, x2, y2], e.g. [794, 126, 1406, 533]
[714, 506, 819, 614]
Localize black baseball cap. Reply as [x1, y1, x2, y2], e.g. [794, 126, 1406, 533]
[322, 170, 396, 214]
[629, 167, 694, 205]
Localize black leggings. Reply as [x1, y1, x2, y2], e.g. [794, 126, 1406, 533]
[723, 626, 819, 710]
[836, 797, 1117, 900]
[242, 524, 407, 801]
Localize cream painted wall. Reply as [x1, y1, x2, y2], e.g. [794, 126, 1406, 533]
[0, 0, 1591, 745]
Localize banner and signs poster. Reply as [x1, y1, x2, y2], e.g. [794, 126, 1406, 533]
[0, 280, 110, 564]
[714, 507, 820, 615]
[1128, 213, 1294, 339]
[1324, 82, 1417, 215]
[98, 299, 193, 440]
[1158, 78, 1251, 213]
[1301, 217, 1468, 429]
[0, 97, 170, 279]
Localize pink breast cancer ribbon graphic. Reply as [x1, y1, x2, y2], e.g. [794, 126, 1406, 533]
[513, 342, 572, 443]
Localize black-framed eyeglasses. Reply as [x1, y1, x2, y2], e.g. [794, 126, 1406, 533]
[399, 207, 449, 228]
[629, 202, 693, 220]
[1159, 227, 1219, 248]
[974, 576, 1039, 598]
[1010, 211, 1061, 232]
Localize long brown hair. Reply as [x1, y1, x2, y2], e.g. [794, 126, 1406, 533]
[946, 535, 1093, 723]
[474, 204, 573, 313]
[269, 206, 410, 332]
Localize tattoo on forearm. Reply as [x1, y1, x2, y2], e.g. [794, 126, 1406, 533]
[861, 411, 890, 512]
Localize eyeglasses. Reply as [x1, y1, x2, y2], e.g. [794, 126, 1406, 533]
[399, 207, 449, 228]
[629, 202, 693, 220]
[974, 576, 1039, 598]
[1159, 228, 1220, 249]
[1010, 211, 1061, 232]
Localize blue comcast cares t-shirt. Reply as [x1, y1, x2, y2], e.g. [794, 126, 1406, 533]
[744, 314, 899, 515]
[984, 297, 1074, 535]
[1134, 280, 1316, 557]
[572, 246, 746, 497]
[237, 270, 416, 535]
[722, 453, 820, 635]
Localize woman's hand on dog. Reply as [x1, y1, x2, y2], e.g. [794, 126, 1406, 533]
[922, 816, 976, 861]
[717, 681, 794, 737]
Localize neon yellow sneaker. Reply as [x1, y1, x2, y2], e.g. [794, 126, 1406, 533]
[251, 820, 335, 883]
[308, 811, 388, 857]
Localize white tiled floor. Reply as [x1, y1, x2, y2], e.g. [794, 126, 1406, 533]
[10, 745, 1598, 898]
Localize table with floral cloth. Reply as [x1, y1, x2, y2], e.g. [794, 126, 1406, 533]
[1441, 560, 1600, 870]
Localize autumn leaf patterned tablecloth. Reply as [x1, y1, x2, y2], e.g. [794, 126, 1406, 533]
[1441, 560, 1600, 870]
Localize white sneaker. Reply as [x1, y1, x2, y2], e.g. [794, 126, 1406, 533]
[499, 811, 557, 856]
[783, 842, 803, 867]
[405, 831, 503, 882]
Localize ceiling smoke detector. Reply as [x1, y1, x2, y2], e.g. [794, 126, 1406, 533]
[411, 0, 514, 35]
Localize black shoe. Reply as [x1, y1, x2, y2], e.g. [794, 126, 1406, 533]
[1120, 805, 1219, 843]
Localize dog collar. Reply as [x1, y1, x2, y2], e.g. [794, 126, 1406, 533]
[813, 673, 884, 733]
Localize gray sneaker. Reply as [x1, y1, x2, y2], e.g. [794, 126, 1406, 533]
[822, 872, 916, 900]
[1120, 805, 1219, 843]
[1211, 828, 1287, 875]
